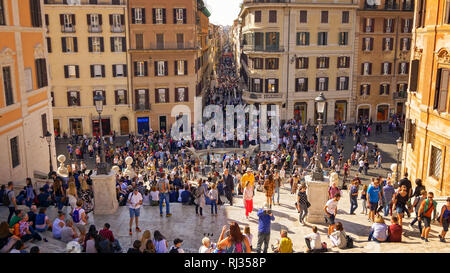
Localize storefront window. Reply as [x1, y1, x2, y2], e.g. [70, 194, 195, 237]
[335, 101, 347, 122]
[294, 102, 307, 124]
[377, 105, 389, 121]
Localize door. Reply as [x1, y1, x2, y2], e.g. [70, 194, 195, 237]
[120, 117, 129, 135]
[69, 118, 83, 135]
[92, 118, 111, 137]
[357, 108, 370, 121]
[159, 116, 167, 132]
[53, 119, 60, 137]
[137, 117, 149, 135]
[396, 103, 403, 116]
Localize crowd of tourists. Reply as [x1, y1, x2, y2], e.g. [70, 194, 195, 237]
[1, 49, 449, 254]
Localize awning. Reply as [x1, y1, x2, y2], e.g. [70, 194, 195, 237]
[201, 7, 211, 17]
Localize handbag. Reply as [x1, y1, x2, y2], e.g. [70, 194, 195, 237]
[306, 201, 311, 208]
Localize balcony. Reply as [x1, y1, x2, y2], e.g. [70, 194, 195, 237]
[111, 25, 124, 33]
[394, 91, 407, 99]
[242, 91, 284, 102]
[61, 25, 75, 33]
[134, 104, 151, 111]
[88, 25, 102, 33]
[243, 44, 284, 53]
[243, 0, 288, 3]
[132, 41, 199, 51]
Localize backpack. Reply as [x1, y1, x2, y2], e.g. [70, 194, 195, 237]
[169, 247, 179, 253]
[3, 190, 11, 206]
[346, 235, 354, 248]
[231, 242, 244, 253]
[72, 208, 81, 223]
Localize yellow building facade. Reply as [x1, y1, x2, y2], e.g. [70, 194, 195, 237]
[0, 0, 56, 184]
[402, 0, 450, 197]
[44, 0, 131, 136]
[239, 0, 358, 124]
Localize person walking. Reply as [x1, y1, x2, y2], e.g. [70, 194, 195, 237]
[392, 185, 409, 226]
[296, 184, 309, 225]
[417, 192, 437, 242]
[208, 183, 218, 216]
[382, 179, 395, 217]
[409, 189, 426, 234]
[256, 204, 275, 253]
[157, 173, 172, 217]
[367, 178, 382, 222]
[349, 180, 359, 215]
[272, 172, 281, 206]
[5, 182, 17, 224]
[438, 197, 450, 242]
[263, 174, 275, 209]
[223, 169, 234, 206]
[243, 181, 254, 219]
[127, 188, 143, 236]
[324, 193, 341, 236]
[194, 179, 206, 216]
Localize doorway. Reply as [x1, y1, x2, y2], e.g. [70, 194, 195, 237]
[357, 107, 370, 121]
[120, 117, 129, 135]
[137, 117, 149, 135]
[69, 118, 83, 136]
[159, 116, 167, 132]
[92, 118, 111, 137]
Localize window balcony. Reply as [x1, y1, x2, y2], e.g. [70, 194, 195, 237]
[111, 25, 124, 33]
[134, 104, 151, 111]
[88, 25, 102, 33]
[394, 91, 407, 99]
[243, 44, 284, 53]
[61, 25, 75, 33]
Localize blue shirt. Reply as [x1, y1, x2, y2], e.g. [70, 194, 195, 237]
[350, 185, 358, 199]
[367, 184, 381, 203]
[180, 191, 190, 203]
[257, 209, 275, 234]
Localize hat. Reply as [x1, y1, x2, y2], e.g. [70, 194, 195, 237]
[246, 168, 252, 172]
[174, 238, 183, 245]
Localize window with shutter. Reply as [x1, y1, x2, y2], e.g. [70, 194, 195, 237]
[299, 10, 307, 23]
[135, 8, 143, 24]
[429, 145, 442, 179]
[342, 11, 349, 24]
[10, 136, 20, 168]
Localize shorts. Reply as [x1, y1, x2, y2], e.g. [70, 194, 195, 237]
[325, 214, 335, 225]
[129, 207, 141, 218]
[75, 223, 86, 234]
[369, 202, 378, 212]
[396, 205, 408, 215]
[442, 219, 449, 232]
[422, 216, 431, 228]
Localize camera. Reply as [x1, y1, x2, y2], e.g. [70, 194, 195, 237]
[264, 210, 272, 215]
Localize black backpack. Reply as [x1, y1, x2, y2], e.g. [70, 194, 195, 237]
[3, 190, 11, 206]
[346, 235, 354, 248]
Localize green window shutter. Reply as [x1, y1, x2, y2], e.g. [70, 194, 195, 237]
[276, 32, 279, 48]
[306, 32, 310, 45]
[296, 32, 300, 45]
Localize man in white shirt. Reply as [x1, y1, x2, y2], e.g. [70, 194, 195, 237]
[127, 187, 143, 235]
[324, 193, 341, 236]
[304, 226, 322, 253]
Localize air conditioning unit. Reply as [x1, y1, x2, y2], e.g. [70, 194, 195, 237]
[365, 27, 372, 32]
[385, 27, 391, 33]
[403, 27, 409, 33]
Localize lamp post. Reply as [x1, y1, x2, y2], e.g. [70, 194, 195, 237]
[312, 92, 326, 181]
[94, 93, 108, 175]
[396, 137, 403, 183]
[42, 131, 53, 173]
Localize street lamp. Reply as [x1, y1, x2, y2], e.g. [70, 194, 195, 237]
[41, 131, 53, 173]
[94, 93, 108, 175]
[396, 137, 403, 183]
[312, 92, 326, 181]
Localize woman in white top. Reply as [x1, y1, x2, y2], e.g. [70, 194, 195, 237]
[52, 212, 66, 239]
[150, 186, 159, 206]
[243, 181, 254, 219]
[67, 181, 78, 215]
[368, 216, 388, 242]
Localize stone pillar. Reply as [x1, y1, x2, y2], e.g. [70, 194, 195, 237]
[305, 175, 330, 224]
[92, 172, 118, 215]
